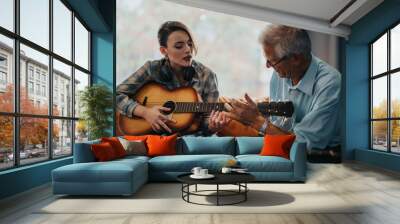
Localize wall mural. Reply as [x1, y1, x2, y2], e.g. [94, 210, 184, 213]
[116, 0, 270, 136]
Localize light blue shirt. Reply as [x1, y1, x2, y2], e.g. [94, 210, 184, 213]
[269, 55, 341, 150]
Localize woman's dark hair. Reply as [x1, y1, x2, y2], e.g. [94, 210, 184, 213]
[158, 21, 197, 54]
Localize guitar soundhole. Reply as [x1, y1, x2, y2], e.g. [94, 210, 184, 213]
[162, 101, 176, 115]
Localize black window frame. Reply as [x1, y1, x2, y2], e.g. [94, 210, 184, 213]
[0, 0, 92, 171]
[370, 20, 400, 154]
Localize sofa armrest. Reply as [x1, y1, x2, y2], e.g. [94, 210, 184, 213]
[289, 141, 307, 181]
[73, 140, 100, 163]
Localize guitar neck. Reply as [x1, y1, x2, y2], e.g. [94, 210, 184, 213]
[175, 102, 225, 113]
[173, 101, 294, 118]
[257, 101, 294, 117]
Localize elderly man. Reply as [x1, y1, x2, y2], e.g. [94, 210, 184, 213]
[228, 25, 341, 163]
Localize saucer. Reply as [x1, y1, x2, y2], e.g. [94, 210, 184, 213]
[190, 174, 215, 179]
[232, 170, 249, 174]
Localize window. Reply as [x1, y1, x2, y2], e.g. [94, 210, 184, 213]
[0, 35, 13, 113]
[35, 83, 40, 95]
[28, 67, 34, 80]
[28, 81, 34, 94]
[74, 69, 89, 119]
[370, 23, 400, 154]
[53, 59, 72, 116]
[0, 71, 6, 84]
[0, 54, 7, 87]
[54, 89, 58, 105]
[53, 119, 72, 158]
[42, 85, 46, 97]
[75, 17, 89, 70]
[20, 0, 49, 49]
[0, 0, 14, 32]
[0, 116, 13, 170]
[53, 0, 72, 60]
[0, 0, 91, 170]
[35, 70, 41, 81]
[0, 54, 7, 67]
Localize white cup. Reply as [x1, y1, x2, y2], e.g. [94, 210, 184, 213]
[200, 169, 208, 176]
[221, 167, 232, 174]
[191, 167, 202, 176]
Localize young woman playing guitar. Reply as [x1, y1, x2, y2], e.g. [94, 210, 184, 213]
[116, 21, 229, 136]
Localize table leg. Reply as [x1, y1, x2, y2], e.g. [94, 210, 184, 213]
[181, 184, 183, 199]
[217, 184, 219, 206]
[245, 183, 247, 201]
[187, 184, 190, 202]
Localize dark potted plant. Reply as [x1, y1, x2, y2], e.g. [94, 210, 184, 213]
[79, 84, 113, 140]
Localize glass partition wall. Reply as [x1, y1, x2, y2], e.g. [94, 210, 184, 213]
[0, 0, 91, 170]
[370, 23, 400, 154]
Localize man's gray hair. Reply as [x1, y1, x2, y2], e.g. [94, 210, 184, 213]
[259, 25, 311, 60]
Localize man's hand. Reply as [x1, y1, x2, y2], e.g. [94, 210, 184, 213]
[225, 93, 262, 125]
[208, 110, 231, 133]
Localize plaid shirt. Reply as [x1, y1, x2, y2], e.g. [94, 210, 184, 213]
[116, 58, 219, 135]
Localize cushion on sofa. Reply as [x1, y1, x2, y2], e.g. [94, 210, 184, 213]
[91, 142, 118, 161]
[236, 137, 264, 155]
[148, 154, 235, 172]
[101, 137, 127, 158]
[118, 137, 147, 156]
[260, 134, 296, 159]
[146, 134, 177, 157]
[178, 136, 235, 155]
[236, 155, 293, 172]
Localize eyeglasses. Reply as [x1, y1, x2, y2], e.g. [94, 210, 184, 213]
[266, 55, 288, 68]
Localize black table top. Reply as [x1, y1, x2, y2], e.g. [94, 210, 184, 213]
[177, 172, 255, 185]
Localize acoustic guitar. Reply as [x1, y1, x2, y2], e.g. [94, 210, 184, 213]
[116, 83, 294, 135]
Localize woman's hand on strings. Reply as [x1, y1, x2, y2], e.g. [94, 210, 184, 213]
[143, 106, 176, 133]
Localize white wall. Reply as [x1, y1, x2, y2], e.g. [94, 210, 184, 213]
[309, 31, 339, 69]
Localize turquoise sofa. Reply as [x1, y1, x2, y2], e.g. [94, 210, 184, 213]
[52, 136, 306, 196]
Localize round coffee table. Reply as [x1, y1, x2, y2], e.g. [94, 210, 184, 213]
[177, 173, 255, 206]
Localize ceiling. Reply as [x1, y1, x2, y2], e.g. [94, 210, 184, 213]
[167, 0, 384, 38]
[227, 0, 353, 23]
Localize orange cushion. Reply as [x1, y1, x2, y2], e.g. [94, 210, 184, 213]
[91, 142, 118, 161]
[259, 134, 296, 159]
[146, 134, 177, 157]
[101, 137, 126, 158]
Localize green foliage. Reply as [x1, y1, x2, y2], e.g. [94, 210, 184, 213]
[373, 99, 400, 141]
[79, 84, 113, 140]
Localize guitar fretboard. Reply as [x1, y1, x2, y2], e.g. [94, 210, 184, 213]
[165, 101, 293, 117]
[175, 102, 225, 113]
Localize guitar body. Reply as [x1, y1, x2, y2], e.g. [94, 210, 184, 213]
[116, 82, 294, 136]
[116, 83, 199, 135]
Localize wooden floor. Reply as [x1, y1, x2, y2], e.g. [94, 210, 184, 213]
[1, 162, 400, 224]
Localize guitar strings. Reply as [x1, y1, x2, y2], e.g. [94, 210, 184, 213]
[136, 102, 224, 104]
